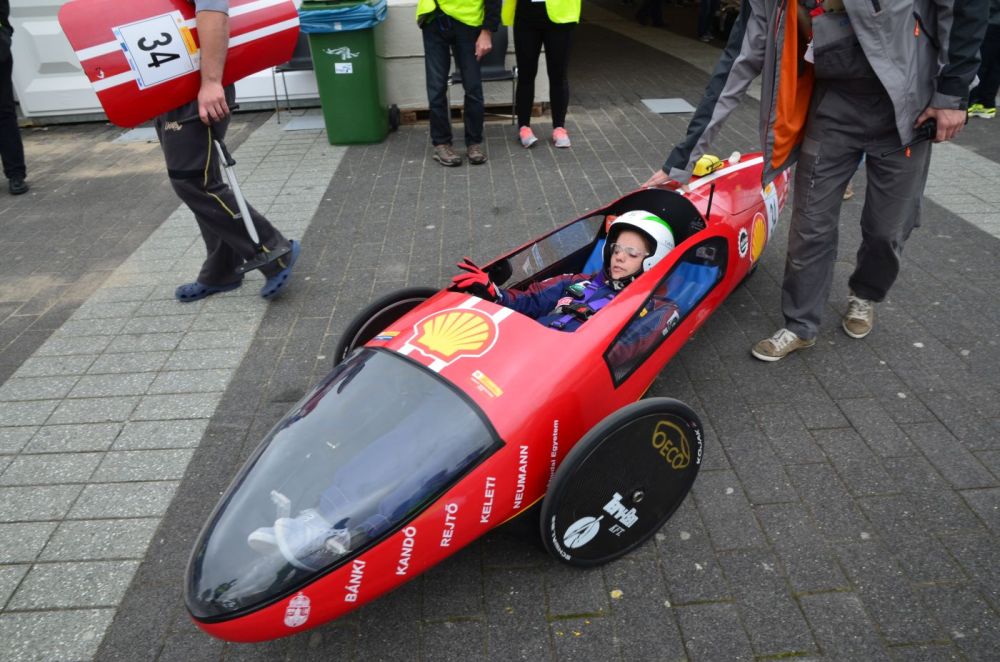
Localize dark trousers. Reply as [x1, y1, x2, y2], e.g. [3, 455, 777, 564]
[635, 0, 664, 26]
[697, 0, 720, 37]
[514, 21, 574, 128]
[971, 24, 1000, 107]
[782, 80, 931, 339]
[0, 51, 26, 181]
[155, 85, 289, 286]
[422, 17, 484, 146]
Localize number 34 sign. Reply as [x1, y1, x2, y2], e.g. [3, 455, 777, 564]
[115, 12, 199, 89]
[59, 0, 300, 127]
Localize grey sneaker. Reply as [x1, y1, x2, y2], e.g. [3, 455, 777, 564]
[751, 328, 816, 362]
[467, 143, 487, 165]
[842, 293, 875, 338]
[433, 144, 462, 167]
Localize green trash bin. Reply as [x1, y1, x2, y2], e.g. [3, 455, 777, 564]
[300, 0, 388, 144]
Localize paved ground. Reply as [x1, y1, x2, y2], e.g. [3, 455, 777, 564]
[2, 7, 1000, 661]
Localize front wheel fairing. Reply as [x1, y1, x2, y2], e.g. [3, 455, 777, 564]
[187, 349, 501, 621]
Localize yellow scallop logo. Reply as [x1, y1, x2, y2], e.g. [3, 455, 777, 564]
[415, 310, 496, 360]
[750, 212, 767, 263]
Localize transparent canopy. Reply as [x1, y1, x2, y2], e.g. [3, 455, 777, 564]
[187, 349, 500, 621]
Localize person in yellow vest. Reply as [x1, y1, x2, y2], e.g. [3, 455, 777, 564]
[502, 0, 580, 149]
[417, 0, 501, 167]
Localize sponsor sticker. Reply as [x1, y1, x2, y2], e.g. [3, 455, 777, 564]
[471, 369, 504, 398]
[440, 502, 459, 547]
[738, 227, 749, 258]
[114, 12, 197, 89]
[373, 331, 399, 342]
[284, 592, 310, 628]
[344, 559, 366, 602]
[650, 419, 691, 470]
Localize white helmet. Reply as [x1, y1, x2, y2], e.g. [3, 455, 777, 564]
[604, 210, 675, 275]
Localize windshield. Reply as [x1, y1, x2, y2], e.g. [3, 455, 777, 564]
[187, 349, 500, 620]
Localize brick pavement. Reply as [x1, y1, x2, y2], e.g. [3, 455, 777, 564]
[2, 10, 1000, 662]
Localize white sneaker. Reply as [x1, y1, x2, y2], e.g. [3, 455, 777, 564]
[751, 328, 816, 361]
[519, 126, 538, 148]
[842, 293, 875, 338]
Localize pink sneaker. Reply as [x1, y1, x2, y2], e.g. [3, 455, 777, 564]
[552, 127, 571, 148]
[519, 126, 538, 148]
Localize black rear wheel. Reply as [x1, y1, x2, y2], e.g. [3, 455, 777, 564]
[540, 397, 704, 567]
[333, 287, 437, 365]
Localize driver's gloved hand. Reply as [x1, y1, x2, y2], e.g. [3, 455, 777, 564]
[450, 257, 500, 301]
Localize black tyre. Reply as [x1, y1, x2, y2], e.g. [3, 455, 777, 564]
[540, 398, 704, 567]
[389, 104, 401, 132]
[333, 287, 437, 365]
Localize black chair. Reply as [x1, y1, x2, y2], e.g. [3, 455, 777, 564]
[448, 26, 517, 125]
[271, 32, 314, 124]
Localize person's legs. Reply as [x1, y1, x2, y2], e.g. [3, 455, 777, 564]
[779, 85, 867, 341]
[422, 22, 454, 146]
[156, 90, 290, 288]
[970, 24, 1000, 109]
[542, 23, 575, 129]
[0, 55, 27, 183]
[452, 23, 485, 148]
[513, 23, 544, 128]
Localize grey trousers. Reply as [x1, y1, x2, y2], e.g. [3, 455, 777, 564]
[155, 85, 290, 286]
[783, 79, 932, 340]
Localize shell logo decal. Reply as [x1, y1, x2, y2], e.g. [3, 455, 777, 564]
[750, 212, 768, 263]
[416, 310, 494, 358]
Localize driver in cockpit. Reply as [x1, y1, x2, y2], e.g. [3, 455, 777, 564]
[450, 210, 676, 331]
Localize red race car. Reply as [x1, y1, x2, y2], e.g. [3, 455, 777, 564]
[186, 153, 790, 641]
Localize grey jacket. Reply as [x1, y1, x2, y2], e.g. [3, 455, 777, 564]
[666, 0, 989, 184]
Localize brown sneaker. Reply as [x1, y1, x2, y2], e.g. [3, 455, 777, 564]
[842, 293, 875, 338]
[433, 144, 462, 167]
[751, 328, 816, 362]
[467, 143, 487, 165]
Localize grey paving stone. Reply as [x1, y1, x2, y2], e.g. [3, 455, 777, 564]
[755, 502, 847, 593]
[0, 427, 35, 454]
[549, 615, 616, 661]
[90, 286, 157, 304]
[91, 449, 195, 482]
[799, 592, 891, 661]
[0, 484, 83, 522]
[24, 422, 122, 453]
[544, 562, 609, 617]
[656, 500, 731, 605]
[131, 392, 222, 420]
[690, 470, 766, 550]
[105, 332, 184, 354]
[87, 350, 171, 374]
[675, 602, 753, 662]
[903, 421, 996, 489]
[189, 312, 259, 332]
[147, 369, 233, 396]
[46, 396, 139, 425]
[56, 317, 129, 337]
[0, 375, 78, 402]
[422, 543, 485, 620]
[750, 403, 827, 464]
[811, 428, 899, 497]
[164, 347, 247, 371]
[918, 584, 1000, 660]
[419, 620, 487, 662]
[0, 521, 58, 562]
[178, 330, 251, 351]
[837, 398, 916, 457]
[72, 301, 142, 320]
[602, 555, 686, 661]
[835, 541, 943, 644]
[122, 315, 196, 335]
[939, 530, 1000, 610]
[0, 400, 58, 426]
[717, 430, 797, 504]
[978, 449, 1000, 480]
[0, 609, 115, 662]
[961, 487, 1000, 534]
[68, 481, 180, 519]
[40, 517, 160, 561]
[0, 452, 102, 486]
[15, 354, 97, 378]
[484, 567, 550, 659]
[34, 334, 113, 357]
[113, 419, 208, 450]
[888, 643, 964, 661]
[719, 548, 816, 657]
[0, 564, 29, 610]
[8, 560, 139, 609]
[786, 463, 873, 541]
[68, 373, 155, 399]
